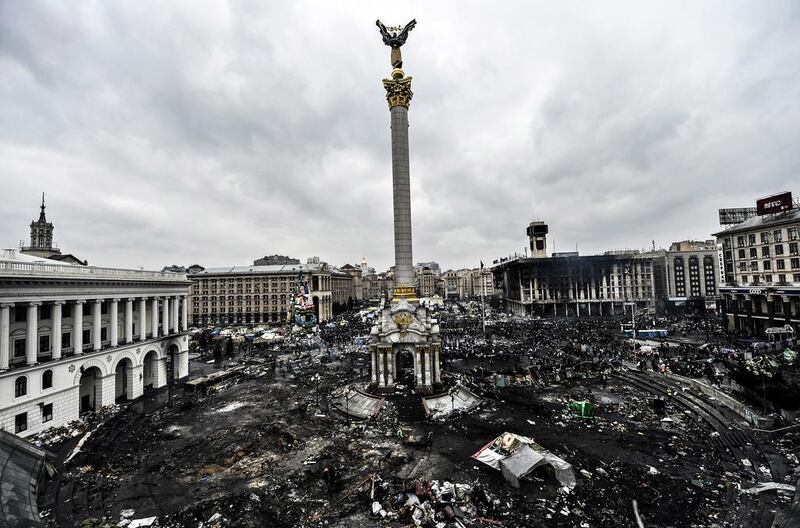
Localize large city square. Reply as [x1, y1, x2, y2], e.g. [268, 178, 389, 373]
[1, 2, 800, 528]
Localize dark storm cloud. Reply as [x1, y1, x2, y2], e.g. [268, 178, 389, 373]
[1, 1, 799, 271]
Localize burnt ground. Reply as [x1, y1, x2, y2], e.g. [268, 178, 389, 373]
[37, 354, 766, 528]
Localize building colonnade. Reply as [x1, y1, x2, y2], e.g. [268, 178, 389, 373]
[0, 295, 189, 371]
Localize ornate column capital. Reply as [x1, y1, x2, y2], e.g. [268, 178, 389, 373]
[111, 298, 121, 303]
[28, 301, 42, 307]
[0, 303, 14, 309]
[382, 71, 413, 109]
[53, 300, 66, 306]
[74, 299, 86, 305]
[93, 299, 103, 305]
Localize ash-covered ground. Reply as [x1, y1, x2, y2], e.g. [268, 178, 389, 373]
[38, 305, 800, 528]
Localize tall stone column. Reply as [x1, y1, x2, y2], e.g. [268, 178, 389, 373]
[26, 302, 40, 365]
[140, 298, 148, 341]
[172, 296, 179, 332]
[52, 301, 63, 360]
[181, 296, 188, 331]
[162, 297, 169, 336]
[73, 300, 84, 355]
[383, 68, 415, 298]
[152, 297, 160, 337]
[125, 298, 134, 343]
[0, 303, 11, 370]
[92, 300, 102, 351]
[110, 299, 119, 347]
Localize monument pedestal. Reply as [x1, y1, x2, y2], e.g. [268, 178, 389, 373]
[369, 298, 441, 394]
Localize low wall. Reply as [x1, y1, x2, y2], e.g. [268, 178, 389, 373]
[662, 372, 771, 428]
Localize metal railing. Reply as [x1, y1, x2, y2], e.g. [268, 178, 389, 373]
[0, 259, 187, 281]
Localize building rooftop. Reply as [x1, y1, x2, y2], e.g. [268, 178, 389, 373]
[0, 248, 187, 282]
[194, 262, 327, 276]
[713, 208, 800, 236]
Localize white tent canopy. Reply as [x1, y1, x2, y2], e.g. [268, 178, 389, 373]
[472, 432, 576, 489]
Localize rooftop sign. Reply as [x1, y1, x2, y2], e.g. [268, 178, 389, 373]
[756, 191, 793, 216]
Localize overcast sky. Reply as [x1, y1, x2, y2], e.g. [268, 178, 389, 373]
[1, 1, 799, 271]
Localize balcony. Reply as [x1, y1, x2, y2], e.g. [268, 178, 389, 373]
[0, 258, 188, 282]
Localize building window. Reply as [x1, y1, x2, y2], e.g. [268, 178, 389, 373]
[761, 232, 770, 244]
[40, 304, 51, 320]
[62, 332, 71, 349]
[41, 403, 53, 423]
[101, 327, 108, 341]
[794, 273, 800, 282]
[789, 227, 798, 241]
[14, 413, 27, 434]
[13, 339, 25, 358]
[14, 306, 26, 322]
[764, 274, 772, 283]
[751, 262, 759, 271]
[741, 275, 748, 283]
[38, 335, 50, 354]
[82, 329, 90, 345]
[774, 229, 783, 242]
[776, 244, 784, 255]
[778, 274, 787, 284]
[764, 261, 772, 271]
[777, 260, 786, 270]
[792, 258, 800, 270]
[762, 246, 770, 258]
[790, 242, 799, 255]
[42, 369, 53, 389]
[748, 234, 756, 246]
[14, 376, 27, 397]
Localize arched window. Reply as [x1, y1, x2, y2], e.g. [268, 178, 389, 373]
[42, 369, 53, 390]
[14, 376, 27, 397]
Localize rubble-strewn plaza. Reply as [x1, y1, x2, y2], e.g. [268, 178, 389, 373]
[27, 306, 799, 527]
[2, 3, 800, 528]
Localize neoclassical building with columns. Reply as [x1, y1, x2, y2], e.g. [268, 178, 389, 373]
[0, 249, 191, 437]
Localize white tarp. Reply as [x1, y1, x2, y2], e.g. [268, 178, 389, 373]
[472, 432, 576, 489]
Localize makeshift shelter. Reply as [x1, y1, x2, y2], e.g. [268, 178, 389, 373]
[472, 432, 576, 489]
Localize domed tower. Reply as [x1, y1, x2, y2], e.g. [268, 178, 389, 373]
[21, 193, 61, 258]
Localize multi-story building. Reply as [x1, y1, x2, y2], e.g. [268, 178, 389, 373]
[492, 222, 659, 316]
[0, 249, 190, 437]
[663, 240, 719, 308]
[189, 258, 334, 326]
[443, 269, 475, 299]
[330, 266, 356, 314]
[340, 264, 363, 302]
[363, 271, 394, 301]
[714, 201, 800, 337]
[415, 266, 438, 297]
[471, 268, 494, 298]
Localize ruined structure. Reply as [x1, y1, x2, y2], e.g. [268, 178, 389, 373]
[369, 20, 441, 393]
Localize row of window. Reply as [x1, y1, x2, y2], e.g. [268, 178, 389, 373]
[14, 370, 53, 397]
[735, 227, 799, 247]
[14, 404, 52, 433]
[739, 273, 800, 285]
[738, 258, 800, 272]
[736, 242, 800, 260]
